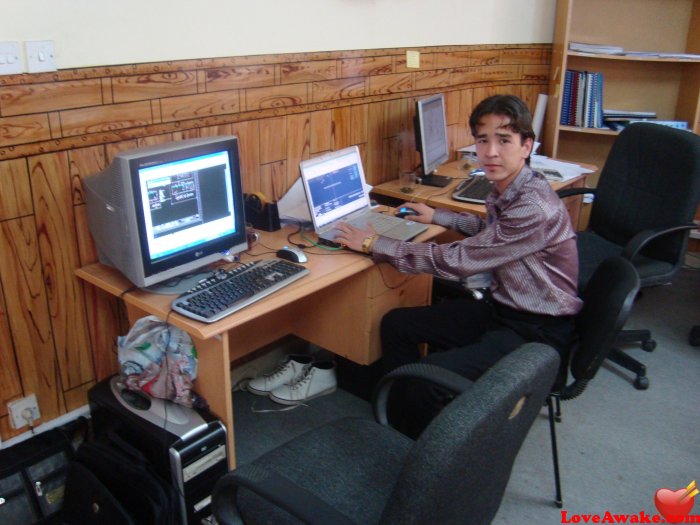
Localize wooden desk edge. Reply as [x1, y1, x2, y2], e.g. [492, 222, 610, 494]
[75, 223, 444, 340]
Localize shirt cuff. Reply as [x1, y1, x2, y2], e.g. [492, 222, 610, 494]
[370, 236, 402, 260]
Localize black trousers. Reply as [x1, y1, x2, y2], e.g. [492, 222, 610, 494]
[380, 296, 575, 438]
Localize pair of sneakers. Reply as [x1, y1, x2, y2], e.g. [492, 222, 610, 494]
[247, 354, 337, 405]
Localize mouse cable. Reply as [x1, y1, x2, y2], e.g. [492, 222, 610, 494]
[376, 262, 410, 290]
[286, 220, 310, 249]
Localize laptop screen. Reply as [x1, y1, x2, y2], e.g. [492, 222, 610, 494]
[299, 146, 370, 230]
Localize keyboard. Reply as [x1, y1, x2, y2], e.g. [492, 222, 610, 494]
[451, 177, 494, 203]
[171, 259, 310, 323]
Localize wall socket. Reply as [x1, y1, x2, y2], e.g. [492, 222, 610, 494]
[8, 394, 41, 429]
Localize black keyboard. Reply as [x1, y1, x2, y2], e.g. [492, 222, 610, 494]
[171, 259, 310, 323]
[452, 177, 494, 203]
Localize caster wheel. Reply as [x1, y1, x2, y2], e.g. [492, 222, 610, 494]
[634, 376, 649, 390]
[641, 339, 657, 352]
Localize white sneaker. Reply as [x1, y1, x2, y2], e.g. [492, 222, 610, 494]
[247, 354, 313, 396]
[269, 361, 337, 405]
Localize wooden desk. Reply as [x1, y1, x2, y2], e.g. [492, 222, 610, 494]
[76, 222, 442, 468]
[372, 159, 595, 228]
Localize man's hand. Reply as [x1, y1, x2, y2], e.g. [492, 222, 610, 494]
[334, 223, 376, 253]
[396, 202, 435, 224]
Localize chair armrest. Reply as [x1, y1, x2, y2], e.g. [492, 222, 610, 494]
[621, 224, 697, 259]
[556, 187, 596, 199]
[212, 463, 357, 525]
[372, 363, 473, 426]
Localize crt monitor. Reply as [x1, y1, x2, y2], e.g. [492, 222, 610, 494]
[83, 136, 248, 293]
[415, 93, 450, 176]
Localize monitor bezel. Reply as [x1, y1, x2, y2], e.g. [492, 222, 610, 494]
[127, 137, 247, 284]
[415, 93, 450, 176]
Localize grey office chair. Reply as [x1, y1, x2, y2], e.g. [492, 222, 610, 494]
[547, 256, 640, 507]
[558, 122, 700, 389]
[212, 343, 560, 525]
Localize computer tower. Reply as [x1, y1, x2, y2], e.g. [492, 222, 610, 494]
[88, 376, 228, 525]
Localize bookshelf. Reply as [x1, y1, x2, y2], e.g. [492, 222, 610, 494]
[543, 0, 700, 182]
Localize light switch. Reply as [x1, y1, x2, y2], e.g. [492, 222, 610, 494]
[0, 42, 23, 75]
[26, 40, 56, 73]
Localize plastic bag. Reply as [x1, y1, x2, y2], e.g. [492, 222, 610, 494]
[117, 315, 198, 407]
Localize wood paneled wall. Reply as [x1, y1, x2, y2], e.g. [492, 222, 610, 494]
[0, 44, 550, 440]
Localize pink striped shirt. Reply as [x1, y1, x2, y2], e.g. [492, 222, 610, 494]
[372, 166, 583, 316]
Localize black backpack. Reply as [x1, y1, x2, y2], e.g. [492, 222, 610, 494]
[62, 433, 181, 525]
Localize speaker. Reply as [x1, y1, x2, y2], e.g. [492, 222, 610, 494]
[88, 377, 229, 525]
[244, 192, 281, 231]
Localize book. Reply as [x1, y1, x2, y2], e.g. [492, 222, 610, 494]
[561, 70, 604, 129]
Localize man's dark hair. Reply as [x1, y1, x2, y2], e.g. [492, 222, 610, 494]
[469, 94, 536, 143]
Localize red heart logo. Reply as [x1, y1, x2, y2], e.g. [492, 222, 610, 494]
[654, 488, 695, 523]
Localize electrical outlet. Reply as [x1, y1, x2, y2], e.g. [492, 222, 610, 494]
[8, 394, 41, 429]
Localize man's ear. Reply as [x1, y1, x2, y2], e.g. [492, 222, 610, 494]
[522, 137, 534, 157]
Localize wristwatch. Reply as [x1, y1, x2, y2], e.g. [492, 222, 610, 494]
[361, 235, 378, 254]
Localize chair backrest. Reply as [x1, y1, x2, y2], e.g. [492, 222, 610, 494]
[379, 343, 560, 525]
[589, 122, 700, 264]
[567, 256, 640, 389]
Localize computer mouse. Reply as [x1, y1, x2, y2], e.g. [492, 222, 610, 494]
[395, 206, 419, 219]
[276, 246, 308, 264]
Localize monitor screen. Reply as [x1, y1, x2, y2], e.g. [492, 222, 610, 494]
[84, 136, 248, 293]
[415, 93, 449, 176]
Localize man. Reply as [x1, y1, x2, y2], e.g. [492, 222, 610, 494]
[335, 94, 582, 436]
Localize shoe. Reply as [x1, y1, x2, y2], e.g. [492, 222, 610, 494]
[269, 360, 337, 405]
[247, 354, 313, 395]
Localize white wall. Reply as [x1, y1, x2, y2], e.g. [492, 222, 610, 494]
[3, 0, 556, 69]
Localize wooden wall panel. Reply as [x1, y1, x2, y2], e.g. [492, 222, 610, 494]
[0, 79, 103, 116]
[30, 153, 94, 390]
[0, 43, 550, 439]
[0, 159, 33, 220]
[0, 217, 61, 433]
[0, 281, 21, 416]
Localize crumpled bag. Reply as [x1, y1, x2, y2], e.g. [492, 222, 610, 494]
[117, 315, 198, 407]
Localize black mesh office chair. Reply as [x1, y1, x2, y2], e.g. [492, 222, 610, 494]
[548, 256, 640, 507]
[212, 343, 560, 525]
[558, 122, 700, 389]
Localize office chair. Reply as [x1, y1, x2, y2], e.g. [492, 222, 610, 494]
[212, 343, 560, 525]
[558, 122, 700, 389]
[548, 256, 640, 507]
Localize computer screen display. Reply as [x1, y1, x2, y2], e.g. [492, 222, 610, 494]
[415, 93, 450, 176]
[300, 147, 369, 230]
[139, 150, 235, 262]
[84, 136, 248, 292]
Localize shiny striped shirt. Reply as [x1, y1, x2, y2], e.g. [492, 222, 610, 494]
[372, 165, 583, 316]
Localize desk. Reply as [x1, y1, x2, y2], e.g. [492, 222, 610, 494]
[76, 221, 443, 468]
[372, 159, 596, 228]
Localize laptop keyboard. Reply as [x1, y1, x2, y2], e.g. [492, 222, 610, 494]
[361, 213, 408, 231]
[452, 177, 494, 203]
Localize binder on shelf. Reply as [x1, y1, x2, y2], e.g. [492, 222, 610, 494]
[560, 69, 604, 129]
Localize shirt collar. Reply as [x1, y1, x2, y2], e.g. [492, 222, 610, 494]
[485, 164, 536, 214]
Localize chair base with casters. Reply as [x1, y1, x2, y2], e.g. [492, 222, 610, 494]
[212, 343, 560, 525]
[547, 256, 640, 508]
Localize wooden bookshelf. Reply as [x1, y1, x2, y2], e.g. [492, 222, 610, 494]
[543, 0, 700, 181]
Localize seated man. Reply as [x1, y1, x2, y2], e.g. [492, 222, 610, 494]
[334, 94, 582, 437]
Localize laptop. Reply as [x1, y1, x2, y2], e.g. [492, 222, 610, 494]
[299, 146, 428, 244]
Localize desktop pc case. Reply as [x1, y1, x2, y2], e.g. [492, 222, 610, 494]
[88, 376, 228, 525]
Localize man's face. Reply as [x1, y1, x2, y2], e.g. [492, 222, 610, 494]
[474, 113, 533, 192]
